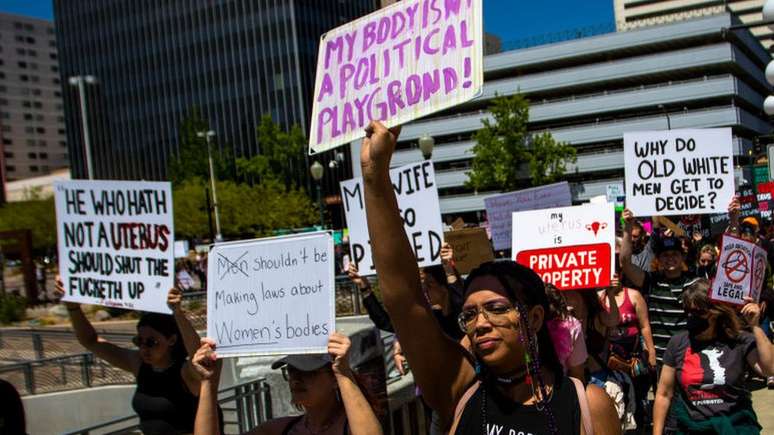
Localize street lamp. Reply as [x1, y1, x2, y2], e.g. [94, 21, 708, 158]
[418, 134, 435, 160]
[658, 104, 671, 130]
[68, 75, 97, 179]
[310, 161, 325, 228]
[197, 130, 222, 242]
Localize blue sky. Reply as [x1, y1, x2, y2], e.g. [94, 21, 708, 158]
[1, 0, 615, 43]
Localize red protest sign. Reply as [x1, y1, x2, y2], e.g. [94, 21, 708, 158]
[515, 243, 612, 290]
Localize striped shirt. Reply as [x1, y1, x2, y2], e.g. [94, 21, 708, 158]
[641, 272, 700, 361]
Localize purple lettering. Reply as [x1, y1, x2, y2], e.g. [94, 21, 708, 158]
[406, 74, 422, 106]
[377, 17, 391, 44]
[405, 3, 419, 29]
[444, 0, 461, 19]
[422, 0, 430, 29]
[370, 88, 387, 121]
[443, 67, 458, 93]
[354, 57, 369, 90]
[387, 80, 405, 116]
[339, 64, 356, 98]
[363, 21, 377, 51]
[383, 48, 391, 77]
[391, 12, 405, 39]
[423, 28, 440, 55]
[422, 70, 441, 101]
[354, 93, 371, 127]
[342, 103, 356, 134]
[442, 24, 456, 55]
[461, 19, 474, 47]
[324, 37, 343, 70]
[344, 30, 358, 62]
[430, 0, 443, 26]
[316, 107, 337, 144]
[317, 73, 334, 102]
[368, 53, 379, 84]
[393, 38, 411, 69]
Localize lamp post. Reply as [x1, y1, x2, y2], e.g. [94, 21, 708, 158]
[658, 104, 671, 130]
[310, 161, 325, 228]
[197, 130, 222, 242]
[68, 75, 97, 179]
[418, 134, 435, 160]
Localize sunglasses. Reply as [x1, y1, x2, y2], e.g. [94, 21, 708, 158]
[457, 300, 515, 333]
[132, 336, 160, 349]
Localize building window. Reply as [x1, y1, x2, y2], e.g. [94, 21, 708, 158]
[0, 112, 9, 119]
[0, 85, 6, 93]
[36, 127, 45, 134]
[26, 37, 35, 44]
[26, 139, 35, 146]
[6, 165, 15, 172]
[22, 101, 31, 108]
[57, 128, 65, 134]
[46, 27, 54, 35]
[24, 126, 34, 134]
[30, 75, 39, 83]
[49, 52, 57, 60]
[18, 61, 27, 68]
[27, 49, 37, 57]
[37, 140, 46, 147]
[4, 152, 13, 158]
[57, 116, 64, 123]
[54, 91, 61, 98]
[32, 89, 41, 96]
[0, 72, 5, 79]
[35, 114, 44, 121]
[33, 101, 42, 108]
[51, 65, 58, 72]
[0, 98, 6, 106]
[29, 165, 39, 172]
[28, 152, 37, 159]
[15, 35, 25, 43]
[23, 113, 32, 120]
[49, 40, 56, 47]
[2, 125, 11, 132]
[59, 140, 66, 147]
[2, 138, 10, 146]
[52, 77, 60, 84]
[24, 24, 34, 32]
[16, 48, 25, 55]
[20, 74, 28, 82]
[14, 22, 23, 30]
[39, 152, 48, 159]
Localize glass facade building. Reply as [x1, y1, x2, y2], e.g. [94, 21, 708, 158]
[54, 0, 377, 190]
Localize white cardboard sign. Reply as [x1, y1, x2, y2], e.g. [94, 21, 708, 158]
[207, 232, 335, 357]
[308, 0, 484, 154]
[624, 128, 734, 216]
[54, 180, 174, 314]
[340, 161, 443, 275]
[711, 234, 767, 306]
[512, 203, 615, 290]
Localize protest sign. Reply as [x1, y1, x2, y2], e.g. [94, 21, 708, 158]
[624, 128, 734, 216]
[708, 185, 761, 236]
[757, 181, 774, 220]
[54, 180, 174, 314]
[174, 240, 189, 258]
[443, 227, 493, 274]
[711, 234, 767, 305]
[512, 202, 615, 290]
[341, 161, 443, 275]
[206, 232, 335, 357]
[484, 182, 572, 251]
[308, 0, 484, 154]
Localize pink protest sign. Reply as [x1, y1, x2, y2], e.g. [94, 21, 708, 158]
[308, 0, 484, 154]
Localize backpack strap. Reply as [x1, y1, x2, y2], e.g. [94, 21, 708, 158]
[570, 377, 594, 435]
[448, 380, 481, 435]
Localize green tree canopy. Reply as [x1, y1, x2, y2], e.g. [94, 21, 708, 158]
[0, 198, 56, 253]
[236, 115, 307, 188]
[168, 108, 234, 186]
[467, 94, 576, 191]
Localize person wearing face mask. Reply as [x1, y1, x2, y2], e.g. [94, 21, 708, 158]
[653, 279, 774, 435]
[620, 209, 701, 363]
[358, 120, 620, 435]
[694, 244, 717, 279]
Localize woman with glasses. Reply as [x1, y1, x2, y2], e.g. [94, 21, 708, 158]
[54, 280, 204, 434]
[358, 121, 620, 435]
[191, 332, 383, 435]
[653, 279, 774, 434]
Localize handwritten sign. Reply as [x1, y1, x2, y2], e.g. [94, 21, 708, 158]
[54, 180, 174, 314]
[341, 161, 443, 275]
[484, 182, 572, 251]
[624, 128, 734, 216]
[512, 203, 615, 290]
[711, 234, 767, 306]
[207, 232, 335, 357]
[443, 227, 493, 274]
[308, 0, 484, 154]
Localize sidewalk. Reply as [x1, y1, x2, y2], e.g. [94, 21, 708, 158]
[752, 386, 773, 430]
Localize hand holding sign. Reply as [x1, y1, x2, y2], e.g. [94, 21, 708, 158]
[192, 338, 221, 381]
[740, 297, 765, 327]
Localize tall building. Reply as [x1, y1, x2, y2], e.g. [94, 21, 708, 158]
[54, 0, 378, 191]
[615, 0, 774, 52]
[363, 14, 772, 219]
[0, 13, 68, 183]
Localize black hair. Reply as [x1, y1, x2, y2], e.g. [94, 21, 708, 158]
[683, 279, 741, 341]
[136, 313, 188, 361]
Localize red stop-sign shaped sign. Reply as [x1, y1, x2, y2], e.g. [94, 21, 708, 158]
[515, 243, 612, 290]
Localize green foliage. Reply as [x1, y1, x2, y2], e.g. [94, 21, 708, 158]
[168, 108, 234, 186]
[0, 198, 57, 253]
[0, 294, 26, 324]
[236, 115, 307, 188]
[467, 94, 576, 191]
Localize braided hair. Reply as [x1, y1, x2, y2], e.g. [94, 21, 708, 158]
[463, 261, 562, 435]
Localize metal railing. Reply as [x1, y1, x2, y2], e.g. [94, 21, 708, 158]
[0, 328, 134, 362]
[61, 378, 272, 435]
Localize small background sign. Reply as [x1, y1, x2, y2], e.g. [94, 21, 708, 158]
[443, 227, 493, 274]
[711, 234, 766, 306]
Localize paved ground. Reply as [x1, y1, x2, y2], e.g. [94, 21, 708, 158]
[752, 384, 774, 430]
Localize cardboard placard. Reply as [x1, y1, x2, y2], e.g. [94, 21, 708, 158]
[340, 161, 444, 275]
[308, 0, 484, 154]
[484, 182, 572, 251]
[711, 234, 767, 306]
[624, 128, 734, 216]
[443, 227, 493, 274]
[512, 203, 615, 290]
[54, 180, 174, 314]
[206, 232, 335, 357]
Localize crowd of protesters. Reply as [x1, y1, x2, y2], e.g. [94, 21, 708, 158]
[8, 120, 770, 435]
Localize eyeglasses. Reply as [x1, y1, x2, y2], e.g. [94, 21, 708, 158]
[281, 366, 326, 381]
[457, 301, 516, 333]
[132, 336, 160, 349]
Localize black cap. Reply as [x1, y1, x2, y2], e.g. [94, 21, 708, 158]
[654, 236, 682, 256]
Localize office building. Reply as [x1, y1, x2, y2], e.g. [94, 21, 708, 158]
[615, 0, 773, 52]
[0, 13, 68, 184]
[365, 14, 772, 219]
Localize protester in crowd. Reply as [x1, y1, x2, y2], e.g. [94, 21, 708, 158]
[653, 279, 774, 434]
[193, 333, 382, 435]
[629, 220, 655, 273]
[694, 244, 718, 279]
[0, 379, 27, 435]
[544, 283, 588, 380]
[54, 280, 206, 435]
[620, 208, 702, 362]
[359, 121, 620, 434]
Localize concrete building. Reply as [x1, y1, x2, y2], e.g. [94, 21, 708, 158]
[0, 13, 68, 183]
[357, 14, 772, 220]
[615, 0, 774, 52]
[54, 0, 378, 193]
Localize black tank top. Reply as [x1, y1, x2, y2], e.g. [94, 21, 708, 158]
[455, 374, 581, 435]
[132, 360, 198, 434]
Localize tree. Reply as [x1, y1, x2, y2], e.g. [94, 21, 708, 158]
[0, 198, 57, 253]
[168, 108, 234, 185]
[466, 94, 576, 191]
[236, 115, 307, 188]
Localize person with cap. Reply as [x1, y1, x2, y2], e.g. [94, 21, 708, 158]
[620, 209, 700, 364]
[192, 332, 382, 435]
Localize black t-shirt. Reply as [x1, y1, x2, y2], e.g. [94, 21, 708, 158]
[662, 331, 757, 421]
[454, 374, 581, 435]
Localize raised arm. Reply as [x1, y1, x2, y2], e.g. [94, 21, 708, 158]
[348, 264, 394, 332]
[727, 196, 741, 236]
[55, 278, 140, 375]
[620, 209, 646, 289]
[742, 298, 774, 377]
[360, 121, 474, 423]
[168, 286, 203, 395]
[329, 333, 382, 435]
[193, 338, 222, 435]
